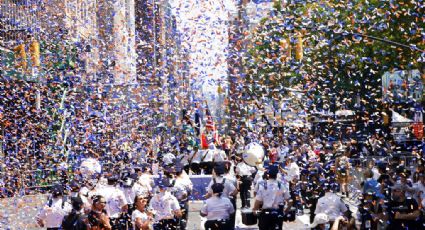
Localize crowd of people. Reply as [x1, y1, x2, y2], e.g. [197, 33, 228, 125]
[27, 122, 425, 230]
[1, 78, 425, 230]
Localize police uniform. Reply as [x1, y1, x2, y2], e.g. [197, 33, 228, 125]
[236, 161, 256, 208]
[36, 186, 72, 229]
[149, 186, 181, 230]
[200, 148, 215, 174]
[188, 149, 202, 175]
[96, 183, 128, 229]
[201, 192, 235, 229]
[254, 166, 290, 230]
[207, 176, 237, 199]
[170, 166, 193, 229]
[314, 191, 348, 221]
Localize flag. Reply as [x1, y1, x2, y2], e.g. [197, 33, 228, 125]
[200, 107, 219, 149]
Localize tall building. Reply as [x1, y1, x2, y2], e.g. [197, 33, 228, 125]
[0, 0, 137, 85]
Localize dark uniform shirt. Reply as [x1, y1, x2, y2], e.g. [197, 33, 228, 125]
[387, 197, 419, 230]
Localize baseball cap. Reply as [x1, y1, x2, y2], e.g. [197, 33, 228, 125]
[158, 177, 173, 189]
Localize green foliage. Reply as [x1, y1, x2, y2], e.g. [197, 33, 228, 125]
[245, 0, 424, 111]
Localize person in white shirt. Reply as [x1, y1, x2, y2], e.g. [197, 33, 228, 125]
[253, 165, 291, 230]
[314, 183, 348, 222]
[169, 162, 193, 229]
[235, 159, 257, 208]
[206, 163, 238, 200]
[149, 177, 182, 230]
[201, 182, 235, 230]
[281, 157, 300, 183]
[212, 149, 228, 163]
[185, 147, 200, 174]
[95, 175, 128, 229]
[36, 185, 72, 229]
[136, 164, 154, 194]
[199, 144, 215, 174]
[206, 163, 238, 229]
[132, 194, 152, 230]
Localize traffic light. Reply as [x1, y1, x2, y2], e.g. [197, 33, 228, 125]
[295, 32, 303, 61]
[29, 40, 41, 67]
[13, 43, 27, 70]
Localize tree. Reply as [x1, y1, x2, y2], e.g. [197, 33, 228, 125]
[245, 0, 424, 113]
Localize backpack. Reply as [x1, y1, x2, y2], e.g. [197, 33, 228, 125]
[263, 180, 281, 190]
[213, 178, 226, 187]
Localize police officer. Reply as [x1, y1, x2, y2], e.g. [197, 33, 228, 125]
[119, 171, 141, 229]
[206, 162, 237, 229]
[253, 164, 290, 230]
[169, 162, 193, 229]
[149, 177, 182, 230]
[235, 158, 256, 208]
[201, 182, 235, 230]
[199, 144, 215, 174]
[95, 174, 128, 229]
[36, 184, 72, 230]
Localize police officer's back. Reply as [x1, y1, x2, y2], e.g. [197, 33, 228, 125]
[253, 165, 290, 230]
[201, 183, 235, 230]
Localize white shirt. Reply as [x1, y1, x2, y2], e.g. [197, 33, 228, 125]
[285, 162, 300, 181]
[37, 196, 72, 228]
[224, 173, 238, 188]
[96, 185, 127, 218]
[202, 149, 214, 162]
[201, 196, 235, 220]
[213, 150, 227, 162]
[207, 176, 237, 199]
[149, 191, 180, 222]
[315, 192, 348, 221]
[236, 162, 256, 176]
[79, 186, 96, 212]
[189, 150, 202, 164]
[120, 182, 148, 205]
[278, 146, 290, 161]
[138, 173, 155, 188]
[255, 179, 290, 209]
[131, 209, 150, 230]
[172, 176, 193, 200]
